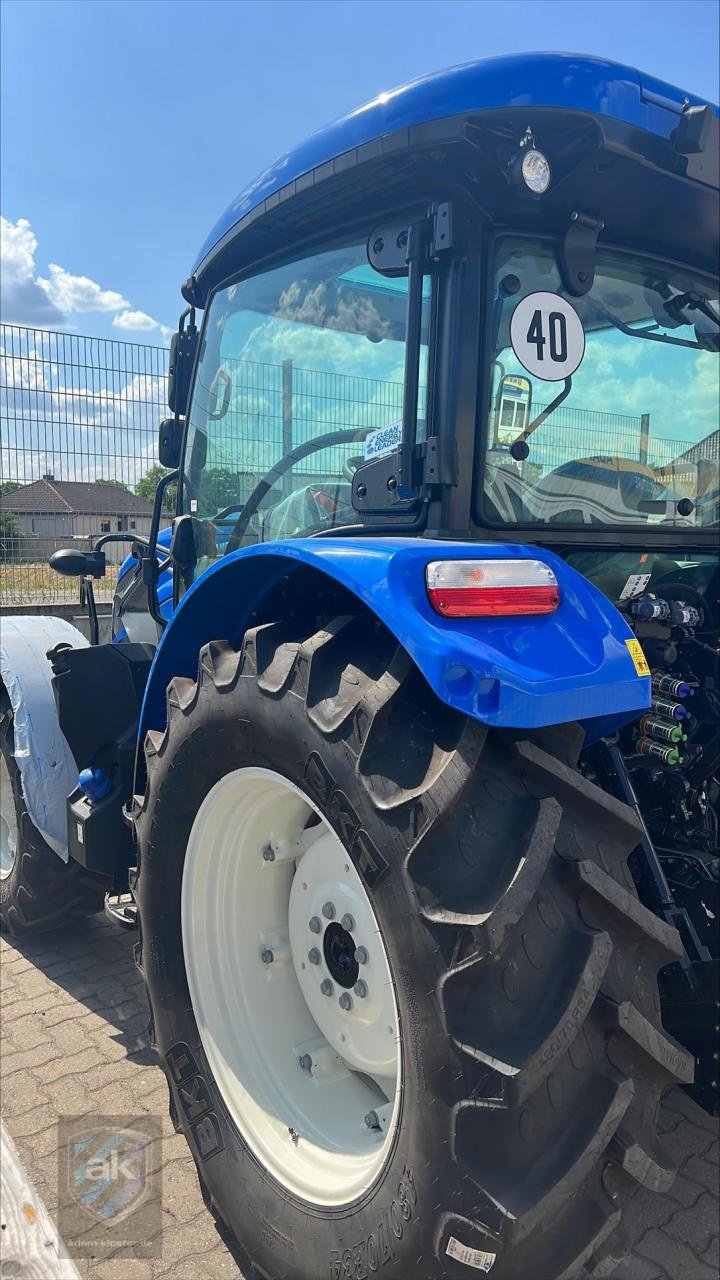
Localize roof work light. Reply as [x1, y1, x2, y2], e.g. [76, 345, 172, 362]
[509, 129, 551, 196]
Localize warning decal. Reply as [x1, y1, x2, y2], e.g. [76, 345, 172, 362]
[626, 637, 651, 677]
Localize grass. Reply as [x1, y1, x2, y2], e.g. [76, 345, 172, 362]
[0, 560, 120, 606]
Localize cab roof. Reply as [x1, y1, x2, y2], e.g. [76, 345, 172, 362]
[193, 51, 717, 279]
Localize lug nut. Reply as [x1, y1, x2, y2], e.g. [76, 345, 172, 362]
[298, 1054, 312, 1072]
[261, 949, 274, 965]
[309, 916, 322, 934]
[262, 845, 275, 862]
[340, 913, 355, 932]
[320, 978, 334, 997]
[338, 992, 353, 1011]
[354, 946, 368, 965]
[322, 902, 335, 920]
[354, 979, 368, 998]
[364, 1110, 380, 1130]
[308, 947, 321, 965]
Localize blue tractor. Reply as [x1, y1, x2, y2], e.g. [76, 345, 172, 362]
[1, 52, 718, 1280]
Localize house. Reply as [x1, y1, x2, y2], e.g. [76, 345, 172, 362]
[2, 474, 171, 563]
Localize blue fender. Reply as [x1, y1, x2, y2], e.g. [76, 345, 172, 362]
[138, 538, 650, 745]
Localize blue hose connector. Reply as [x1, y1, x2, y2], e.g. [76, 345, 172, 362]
[78, 767, 112, 804]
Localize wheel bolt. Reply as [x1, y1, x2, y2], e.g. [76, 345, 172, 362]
[309, 916, 322, 933]
[338, 992, 353, 1011]
[261, 948, 274, 965]
[320, 978, 334, 997]
[364, 1110, 380, 1130]
[308, 947, 321, 965]
[262, 845, 275, 862]
[340, 913, 355, 932]
[354, 979, 368, 998]
[354, 946, 368, 965]
[298, 1054, 312, 1072]
[322, 902, 335, 920]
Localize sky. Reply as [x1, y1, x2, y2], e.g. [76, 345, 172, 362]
[2, 0, 719, 347]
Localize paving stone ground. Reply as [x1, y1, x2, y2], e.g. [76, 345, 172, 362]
[1, 913, 718, 1280]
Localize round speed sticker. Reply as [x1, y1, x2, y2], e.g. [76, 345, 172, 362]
[510, 291, 585, 382]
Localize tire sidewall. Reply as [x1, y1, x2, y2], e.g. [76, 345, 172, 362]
[138, 673, 468, 1280]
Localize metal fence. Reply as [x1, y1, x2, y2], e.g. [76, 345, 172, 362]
[2, 321, 706, 608]
[1, 325, 170, 603]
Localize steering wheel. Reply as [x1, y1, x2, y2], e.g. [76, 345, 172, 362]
[223, 427, 368, 554]
[342, 454, 364, 482]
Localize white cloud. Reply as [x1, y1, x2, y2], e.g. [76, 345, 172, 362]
[0, 215, 170, 341]
[0, 216, 65, 325]
[113, 309, 160, 333]
[1, 216, 36, 285]
[37, 262, 129, 314]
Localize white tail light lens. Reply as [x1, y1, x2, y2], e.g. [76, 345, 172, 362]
[426, 559, 560, 618]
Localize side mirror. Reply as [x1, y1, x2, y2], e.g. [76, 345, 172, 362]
[158, 416, 184, 468]
[494, 373, 533, 443]
[167, 313, 199, 417]
[49, 548, 106, 578]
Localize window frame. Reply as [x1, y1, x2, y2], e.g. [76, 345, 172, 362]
[472, 228, 720, 551]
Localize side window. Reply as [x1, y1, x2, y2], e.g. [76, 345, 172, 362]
[483, 238, 719, 529]
[183, 239, 430, 578]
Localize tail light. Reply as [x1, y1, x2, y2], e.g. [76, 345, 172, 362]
[426, 559, 560, 618]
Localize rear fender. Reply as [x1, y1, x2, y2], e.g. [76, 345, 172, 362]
[139, 537, 650, 748]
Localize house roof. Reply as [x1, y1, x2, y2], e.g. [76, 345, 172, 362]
[2, 477, 155, 516]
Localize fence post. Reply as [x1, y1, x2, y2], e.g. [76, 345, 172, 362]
[639, 413, 650, 465]
[282, 359, 293, 495]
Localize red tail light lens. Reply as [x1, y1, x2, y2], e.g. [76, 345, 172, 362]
[426, 560, 560, 618]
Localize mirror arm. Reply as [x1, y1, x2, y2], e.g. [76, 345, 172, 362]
[142, 468, 179, 630]
[92, 531, 149, 553]
[79, 576, 100, 647]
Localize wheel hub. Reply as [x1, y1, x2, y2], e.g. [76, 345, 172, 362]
[287, 830, 398, 1081]
[323, 922, 358, 987]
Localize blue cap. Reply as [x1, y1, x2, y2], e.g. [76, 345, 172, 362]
[78, 767, 112, 804]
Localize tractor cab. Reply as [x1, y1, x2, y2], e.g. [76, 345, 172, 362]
[154, 51, 718, 612]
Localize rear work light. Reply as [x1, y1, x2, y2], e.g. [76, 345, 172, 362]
[426, 559, 560, 618]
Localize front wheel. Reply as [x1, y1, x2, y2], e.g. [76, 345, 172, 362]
[134, 615, 692, 1280]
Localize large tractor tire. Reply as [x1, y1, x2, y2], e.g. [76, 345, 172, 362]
[0, 693, 108, 936]
[134, 614, 692, 1280]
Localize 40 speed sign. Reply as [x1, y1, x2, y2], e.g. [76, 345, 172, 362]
[510, 291, 585, 381]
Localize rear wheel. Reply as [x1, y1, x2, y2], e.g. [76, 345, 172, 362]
[134, 615, 692, 1280]
[0, 693, 108, 936]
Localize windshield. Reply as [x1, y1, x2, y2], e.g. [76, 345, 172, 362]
[482, 239, 719, 530]
[182, 241, 429, 578]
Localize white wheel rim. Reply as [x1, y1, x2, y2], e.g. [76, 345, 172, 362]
[0, 755, 18, 880]
[181, 766, 401, 1205]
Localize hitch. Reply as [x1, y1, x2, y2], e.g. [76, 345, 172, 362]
[594, 738, 711, 986]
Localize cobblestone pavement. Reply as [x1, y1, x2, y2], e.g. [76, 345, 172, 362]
[1, 914, 718, 1280]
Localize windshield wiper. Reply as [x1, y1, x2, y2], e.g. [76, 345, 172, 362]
[593, 298, 717, 352]
[510, 377, 572, 454]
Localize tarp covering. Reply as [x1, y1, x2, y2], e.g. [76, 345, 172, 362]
[0, 616, 87, 860]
